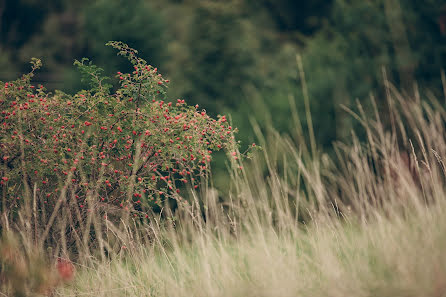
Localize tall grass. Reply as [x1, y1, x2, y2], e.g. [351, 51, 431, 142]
[49, 83, 446, 297]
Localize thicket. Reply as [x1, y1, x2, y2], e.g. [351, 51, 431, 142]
[0, 42, 239, 258]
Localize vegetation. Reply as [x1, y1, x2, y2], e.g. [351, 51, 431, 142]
[2, 0, 444, 149]
[0, 232, 68, 296]
[1, 0, 446, 295]
[0, 43, 240, 263]
[2, 43, 446, 295]
[53, 82, 446, 296]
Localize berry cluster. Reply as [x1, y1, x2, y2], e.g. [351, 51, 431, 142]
[0, 43, 237, 220]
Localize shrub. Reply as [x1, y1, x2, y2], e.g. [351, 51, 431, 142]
[0, 42, 237, 250]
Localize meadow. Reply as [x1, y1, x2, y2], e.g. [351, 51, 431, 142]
[1, 46, 446, 296]
[58, 90, 446, 297]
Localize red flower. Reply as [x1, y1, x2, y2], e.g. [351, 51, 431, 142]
[56, 258, 75, 282]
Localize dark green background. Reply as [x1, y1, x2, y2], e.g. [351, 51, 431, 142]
[1, 0, 445, 186]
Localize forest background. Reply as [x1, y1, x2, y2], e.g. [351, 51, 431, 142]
[1, 0, 445, 188]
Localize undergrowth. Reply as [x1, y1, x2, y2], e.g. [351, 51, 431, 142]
[1, 44, 446, 296]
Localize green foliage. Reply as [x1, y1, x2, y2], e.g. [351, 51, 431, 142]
[286, 0, 446, 148]
[0, 43, 237, 250]
[83, 0, 166, 76]
[73, 58, 112, 93]
[1, 0, 445, 154]
[165, 1, 258, 114]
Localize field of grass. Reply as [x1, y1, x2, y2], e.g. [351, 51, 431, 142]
[2, 82, 446, 296]
[56, 198, 446, 297]
[53, 86, 446, 297]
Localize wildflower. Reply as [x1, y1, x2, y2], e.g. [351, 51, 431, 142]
[56, 258, 75, 282]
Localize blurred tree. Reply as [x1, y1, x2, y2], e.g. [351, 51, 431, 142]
[1, 0, 444, 153]
[18, 9, 85, 91]
[83, 0, 166, 78]
[288, 0, 446, 149]
[0, 0, 56, 50]
[164, 0, 258, 114]
[0, 0, 54, 81]
[252, 0, 332, 37]
[1, 0, 166, 92]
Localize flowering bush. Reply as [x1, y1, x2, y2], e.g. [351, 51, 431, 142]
[0, 42, 237, 230]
